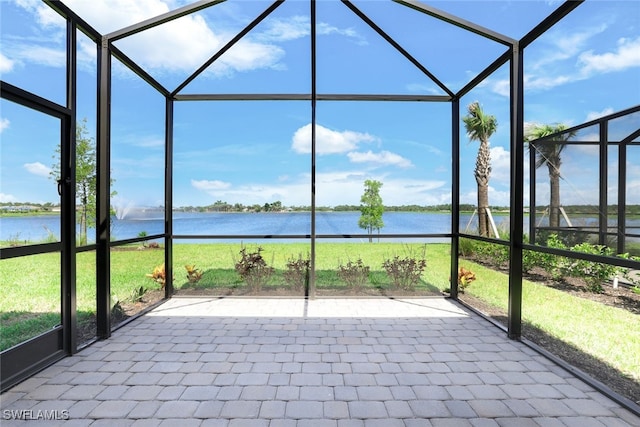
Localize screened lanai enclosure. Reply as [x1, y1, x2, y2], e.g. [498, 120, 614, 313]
[1, 0, 639, 408]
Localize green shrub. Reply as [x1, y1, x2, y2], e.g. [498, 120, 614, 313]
[563, 243, 621, 293]
[382, 255, 426, 291]
[458, 238, 477, 257]
[283, 254, 309, 292]
[234, 246, 274, 292]
[337, 259, 370, 290]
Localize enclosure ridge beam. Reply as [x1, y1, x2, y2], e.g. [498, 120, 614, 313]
[318, 94, 451, 102]
[105, 0, 226, 42]
[173, 94, 451, 102]
[394, 0, 516, 46]
[171, 0, 284, 97]
[520, 0, 585, 49]
[342, 0, 454, 98]
[174, 94, 311, 101]
[109, 44, 170, 97]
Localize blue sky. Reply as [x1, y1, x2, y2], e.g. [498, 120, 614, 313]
[1, 0, 639, 211]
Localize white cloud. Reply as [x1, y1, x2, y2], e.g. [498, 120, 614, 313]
[317, 22, 367, 45]
[489, 146, 511, 185]
[627, 180, 640, 204]
[315, 172, 448, 207]
[257, 16, 309, 42]
[291, 124, 378, 155]
[189, 170, 449, 207]
[112, 11, 284, 76]
[15, 0, 62, 28]
[255, 15, 365, 45]
[12, 2, 367, 78]
[490, 31, 640, 96]
[579, 36, 640, 74]
[10, 0, 284, 77]
[530, 24, 608, 72]
[24, 162, 52, 177]
[459, 186, 522, 209]
[0, 53, 15, 73]
[0, 193, 19, 203]
[191, 179, 231, 192]
[0, 118, 9, 133]
[7, 44, 66, 68]
[347, 150, 413, 169]
[586, 108, 614, 122]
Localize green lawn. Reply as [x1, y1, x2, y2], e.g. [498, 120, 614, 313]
[172, 242, 450, 293]
[458, 259, 640, 384]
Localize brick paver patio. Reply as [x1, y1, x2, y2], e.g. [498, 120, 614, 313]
[1, 297, 638, 426]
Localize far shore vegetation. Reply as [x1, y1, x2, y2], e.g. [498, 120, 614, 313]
[3, 201, 640, 216]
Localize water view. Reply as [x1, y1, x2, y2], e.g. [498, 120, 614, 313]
[2, 210, 638, 245]
[1, 211, 463, 244]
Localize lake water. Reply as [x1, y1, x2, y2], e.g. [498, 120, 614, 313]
[1, 211, 464, 244]
[2, 211, 636, 245]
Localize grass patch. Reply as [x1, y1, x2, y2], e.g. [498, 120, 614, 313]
[172, 242, 450, 294]
[459, 259, 640, 385]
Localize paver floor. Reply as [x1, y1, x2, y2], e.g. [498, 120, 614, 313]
[1, 297, 639, 426]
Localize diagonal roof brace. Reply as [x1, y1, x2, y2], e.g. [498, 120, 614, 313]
[394, 0, 516, 47]
[172, 0, 284, 96]
[342, 0, 454, 98]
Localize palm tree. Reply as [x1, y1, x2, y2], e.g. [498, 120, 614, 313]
[462, 101, 498, 237]
[525, 123, 572, 229]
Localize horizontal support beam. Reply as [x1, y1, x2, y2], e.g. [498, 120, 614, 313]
[174, 94, 451, 102]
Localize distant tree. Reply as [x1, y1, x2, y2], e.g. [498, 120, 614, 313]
[271, 201, 283, 212]
[462, 101, 497, 237]
[358, 180, 384, 243]
[525, 123, 573, 229]
[51, 118, 115, 245]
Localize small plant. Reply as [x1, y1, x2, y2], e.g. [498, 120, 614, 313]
[111, 294, 125, 318]
[382, 255, 426, 291]
[564, 243, 620, 293]
[234, 246, 274, 292]
[42, 225, 58, 243]
[283, 254, 309, 292]
[146, 263, 172, 289]
[620, 254, 640, 288]
[337, 258, 370, 290]
[457, 267, 476, 293]
[138, 231, 148, 248]
[129, 285, 148, 303]
[458, 237, 477, 257]
[8, 232, 23, 247]
[185, 264, 203, 284]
